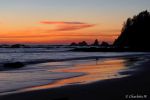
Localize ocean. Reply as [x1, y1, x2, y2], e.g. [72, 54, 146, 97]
[0, 48, 148, 94]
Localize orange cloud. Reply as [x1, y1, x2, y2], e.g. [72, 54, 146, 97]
[40, 21, 95, 31]
[40, 21, 85, 25]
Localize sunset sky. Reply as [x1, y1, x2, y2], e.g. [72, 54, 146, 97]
[0, 0, 150, 44]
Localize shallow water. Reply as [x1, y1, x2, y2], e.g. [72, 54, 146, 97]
[0, 57, 140, 94]
[24, 58, 130, 92]
[0, 48, 148, 94]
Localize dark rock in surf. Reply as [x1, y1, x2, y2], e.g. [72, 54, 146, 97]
[3, 62, 25, 68]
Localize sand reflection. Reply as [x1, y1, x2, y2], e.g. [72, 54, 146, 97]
[26, 58, 129, 91]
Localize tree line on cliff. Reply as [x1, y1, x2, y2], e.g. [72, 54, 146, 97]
[114, 10, 150, 50]
[72, 10, 150, 51]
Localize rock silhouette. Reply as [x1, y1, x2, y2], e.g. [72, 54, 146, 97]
[78, 41, 88, 46]
[70, 42, 78, 46]
[3, 62, 25, 68]
[101, 42, 109, 47]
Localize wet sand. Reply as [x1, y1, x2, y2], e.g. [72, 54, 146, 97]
[0, 56, 150, 100]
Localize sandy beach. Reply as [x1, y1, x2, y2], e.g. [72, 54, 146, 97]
[0, 54, 150, 100]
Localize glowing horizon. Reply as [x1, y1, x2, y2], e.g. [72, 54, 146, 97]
[0, 0, 150, 44]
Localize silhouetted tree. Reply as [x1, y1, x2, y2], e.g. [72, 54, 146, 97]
[92, 39, 100, 46]
[114, 10, 150, 50]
